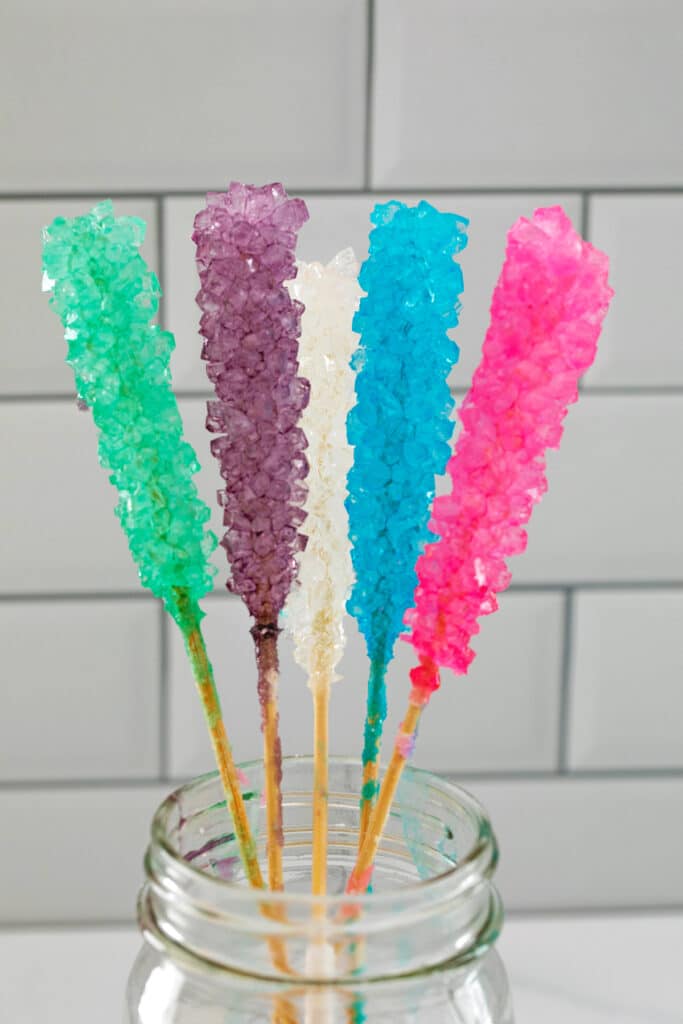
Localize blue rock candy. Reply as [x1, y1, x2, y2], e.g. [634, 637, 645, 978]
[345, 199, 468, 772]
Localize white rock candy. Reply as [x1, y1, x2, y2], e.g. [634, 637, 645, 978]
[285, 249, 361, 688]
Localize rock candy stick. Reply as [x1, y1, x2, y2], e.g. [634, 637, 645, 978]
[345, 200, 468, 845]
[285, 251, 361, 900]
[347, 206, 613, 894]
[193, 183, 310, 897]
[41, 201, 263, 889]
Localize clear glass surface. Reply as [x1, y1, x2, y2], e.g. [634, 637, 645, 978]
[126, 756, 514, 1022]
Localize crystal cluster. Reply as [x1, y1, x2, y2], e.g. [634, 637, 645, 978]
[285, 250, 361, 684]
[42, 201, 217, 623]
[405, 206, 613, 698]
[192, 183, 310, 624]
[346, 200, 468, 667]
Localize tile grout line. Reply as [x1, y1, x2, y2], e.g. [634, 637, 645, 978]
[0, 779, 168, 792]
[363, 0, 375, 190]
[158, 602, 170, 781]
[453, 767, 683, 781]
[0, 920, 139, 932]
[575, 193, 588, 396]
[580, 386, 683, 395]
[4, 185, 683, 200]
[0, 591, 156, 602]
[3, 580, 683, 604]
[557, 588, 575, 773]
[5, 385, 683, 404]
[3, 767, 683, 792]
[155, 196, 166, 329]
[580, 189, 590, 241]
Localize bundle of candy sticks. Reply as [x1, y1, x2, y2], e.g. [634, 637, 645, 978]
[42, 187, 612, 943]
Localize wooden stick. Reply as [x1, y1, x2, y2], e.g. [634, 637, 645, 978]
[312, 672, 331, 900]
[341, 679, 434, 1023]
[304, 637, 334, 1024]
[251, 628, 301, 1024]
[263, 679, 285, 895]
[273, 996, 299, 1024]
[358, 657, 388, 850]
[252, 623, 286, 896]
[358, 760, 377, 851]
[346, 699, 423, 896]
[175, 588, 264, 888]
[176, 593, 298, 1022]
[337, 697, 424, 1021]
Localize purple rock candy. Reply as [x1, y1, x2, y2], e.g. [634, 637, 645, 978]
[193, 183, 310, 625]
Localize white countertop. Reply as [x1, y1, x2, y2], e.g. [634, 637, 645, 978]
[1, 912, 681, 1023]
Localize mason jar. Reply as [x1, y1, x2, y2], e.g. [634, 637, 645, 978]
[126, 757, 514, 1022]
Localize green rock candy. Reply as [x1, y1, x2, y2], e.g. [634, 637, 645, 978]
[42, 200, 217, 622]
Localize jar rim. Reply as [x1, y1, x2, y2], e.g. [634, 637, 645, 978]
[150, 755, 497, 914]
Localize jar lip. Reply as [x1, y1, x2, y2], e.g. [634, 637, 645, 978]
[150, 755, 497, 912]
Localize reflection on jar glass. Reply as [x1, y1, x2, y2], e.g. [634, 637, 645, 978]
[126, 757, 514, 1023]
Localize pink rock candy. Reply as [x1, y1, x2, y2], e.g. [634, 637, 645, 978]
[404, 206, 613, 698]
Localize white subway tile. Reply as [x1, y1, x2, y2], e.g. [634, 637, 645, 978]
[176, 397, 234, 559]
[0, 403, 140, 593]
[168, 590, 563, 777]
[0, 399, 217, 596]
[6, 396, 675, 605]
[0, 600, 160, 781]
[442, 195, 581, 389]
[372, 1, 683, 188]
[0, 199, 158, 395]
[568, 590, 683, 770]
[163, 195, 370, 392]
[168, 597, 277, 776]
[475, 777, 683, 910]
[296, 195, 379, 265]
[586, 195, 683, 387]
[302, 193, 581, 391]
[1, 1, 366, 191]
[512, 395, 683, 583]
[0, 785, 166, 922]
[164, 193, 580, 391]
[163, 194, 374, 392]
[2, 777, 680, 921]
[417, 591, 564, 773]
[162, 197, 209, 392]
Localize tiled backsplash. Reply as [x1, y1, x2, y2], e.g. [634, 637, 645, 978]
[2, 0, 682, 923]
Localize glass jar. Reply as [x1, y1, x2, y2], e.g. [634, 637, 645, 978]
[126, 757, 513, 1023]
